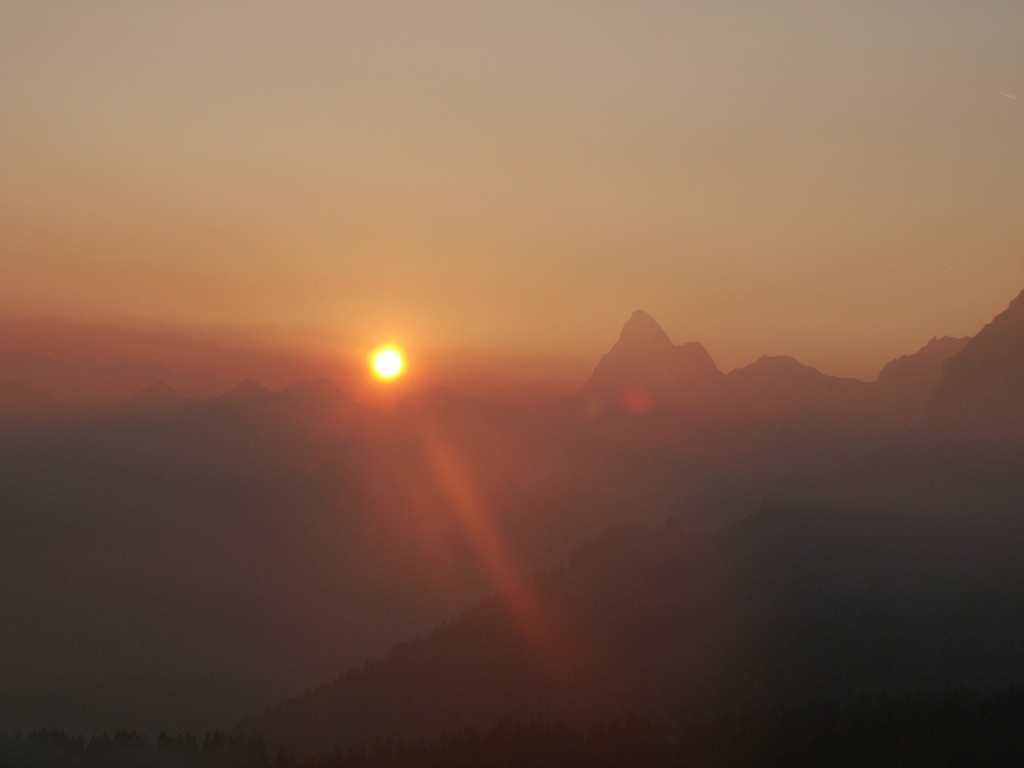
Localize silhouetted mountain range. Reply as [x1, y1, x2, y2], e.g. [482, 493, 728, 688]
[0, 379, 67, 421]
[579, 310, 724, 418]
[0, 349, 233, 409]
[2, 289, 1023, 750]
[724, 354, 878, 438]
[556, 309, 973, 444]
[0, 307, 978, 434]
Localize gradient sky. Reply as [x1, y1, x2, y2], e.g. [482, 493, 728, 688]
[2, 1, 1022, 392]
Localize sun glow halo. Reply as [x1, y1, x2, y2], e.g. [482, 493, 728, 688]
[371, 347, 405, 380]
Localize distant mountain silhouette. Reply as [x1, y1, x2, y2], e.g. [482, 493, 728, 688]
[878, 335, 971, 391]
[564, 310, 930, 441]
[0, 349, 233, 408]
[0, 379, 67, 420]
[579, 310, 724, 417]
[926, 289, 1024, 438]
[876, 335, 971, 418]
[724, 354, 877, 436]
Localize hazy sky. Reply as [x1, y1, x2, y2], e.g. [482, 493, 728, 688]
[2, 1, 1022, 388]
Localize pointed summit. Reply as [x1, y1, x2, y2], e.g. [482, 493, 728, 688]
[583, 311, 723, 416]
[615, 310, 673, 351]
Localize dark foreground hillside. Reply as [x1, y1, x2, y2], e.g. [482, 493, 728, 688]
[240, 477, 1024, 756]
[5, 687, 1024, 767]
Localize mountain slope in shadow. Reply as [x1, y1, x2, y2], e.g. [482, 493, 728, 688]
[242, 491, 1024, 756]
[927, 288, 1024, 439]
[876, 335, 970, 416]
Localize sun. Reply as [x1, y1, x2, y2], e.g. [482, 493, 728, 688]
[371, 346, 405, 380]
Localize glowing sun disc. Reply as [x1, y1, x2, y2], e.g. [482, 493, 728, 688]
[371, 347, 404, 379]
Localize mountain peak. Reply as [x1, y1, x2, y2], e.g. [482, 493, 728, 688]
[728, 355, 825, 386]
[616, 310, 673, 351]
[581, 312, 723, 416]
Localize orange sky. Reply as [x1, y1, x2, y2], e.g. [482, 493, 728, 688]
[2, 2, 1022, 396]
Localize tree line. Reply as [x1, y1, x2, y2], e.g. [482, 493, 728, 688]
[3, 685, 1023, 767]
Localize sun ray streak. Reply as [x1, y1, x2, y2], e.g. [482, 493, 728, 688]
[413, 417, 582, 676]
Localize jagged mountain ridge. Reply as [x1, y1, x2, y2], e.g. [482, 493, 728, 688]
[878, 335, 971, 391]
[0, 349, 234, 408]
[0, 304, 979, 433]
[570, 309, 969, 438]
